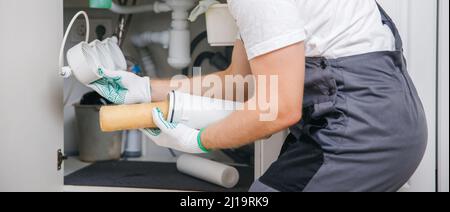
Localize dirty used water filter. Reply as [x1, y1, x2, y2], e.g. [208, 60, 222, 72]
[176, 154, 239, 189]
[99, 101, 170, 132]
[99, 91, 242, 132]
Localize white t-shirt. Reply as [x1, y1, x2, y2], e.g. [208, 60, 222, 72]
[228, 0, 396, 60]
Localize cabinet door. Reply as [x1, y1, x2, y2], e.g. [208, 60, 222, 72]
[255, 131, 288, 178]
[0, 0, 64, 192]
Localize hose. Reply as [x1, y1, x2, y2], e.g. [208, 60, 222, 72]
[60, 11, 90, 106]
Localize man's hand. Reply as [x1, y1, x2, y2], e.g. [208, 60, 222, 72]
[141, 108, 210, 154]
[89, 68, 151, 104]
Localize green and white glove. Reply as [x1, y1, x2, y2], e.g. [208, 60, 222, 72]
[141, 108, 210, 154]
[89, 68, 151, 104]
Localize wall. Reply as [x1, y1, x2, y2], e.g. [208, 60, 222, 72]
[378, 0, 438, 192]
[0, 0, 64, 191]
[438, 0, 449, 192]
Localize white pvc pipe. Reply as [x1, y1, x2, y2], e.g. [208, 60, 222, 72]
[166, 0, 196, 69]
[110, 1, 171, 14]
[113, 0, 197, 69]
[132, 26, 191, 69]
[128, 0, 196, 69]
[132, 31, 170, 48]
[168, 29, 191, 69]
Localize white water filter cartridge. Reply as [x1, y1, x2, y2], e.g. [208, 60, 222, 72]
[176, 154, 239, 188]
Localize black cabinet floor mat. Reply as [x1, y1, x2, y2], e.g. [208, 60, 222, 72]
[65, 161, 254, 192]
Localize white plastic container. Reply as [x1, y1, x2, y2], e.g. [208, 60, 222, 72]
[205, 4, 238, 46]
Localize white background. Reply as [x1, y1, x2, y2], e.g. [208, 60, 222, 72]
[438, 0, 449, 192]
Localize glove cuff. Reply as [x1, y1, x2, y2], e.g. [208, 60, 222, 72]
[144, 76, 152, 102]
[197, 128, 210, 153]
[140, 76, 152, 103]
[122, 76, 152, 104]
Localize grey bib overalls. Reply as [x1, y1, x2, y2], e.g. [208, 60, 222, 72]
[251, 3, 428, 192]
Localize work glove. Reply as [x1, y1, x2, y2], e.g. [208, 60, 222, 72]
[89, 68, 151, 104]
[141, 108, 210, 154]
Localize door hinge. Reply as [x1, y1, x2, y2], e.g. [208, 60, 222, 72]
[57, 149, 67, 171]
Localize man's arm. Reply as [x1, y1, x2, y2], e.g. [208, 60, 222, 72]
[151, 40, 252, 102]
[201, 42, 305, 149]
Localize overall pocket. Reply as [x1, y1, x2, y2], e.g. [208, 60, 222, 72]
[290, 61, 342, 141]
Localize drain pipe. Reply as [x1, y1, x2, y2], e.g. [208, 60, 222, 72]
[128, 0, 197, 69]
[107, 0, 197, 69]
[110, 1, 172, 14]
[166, 0, 196, 69]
